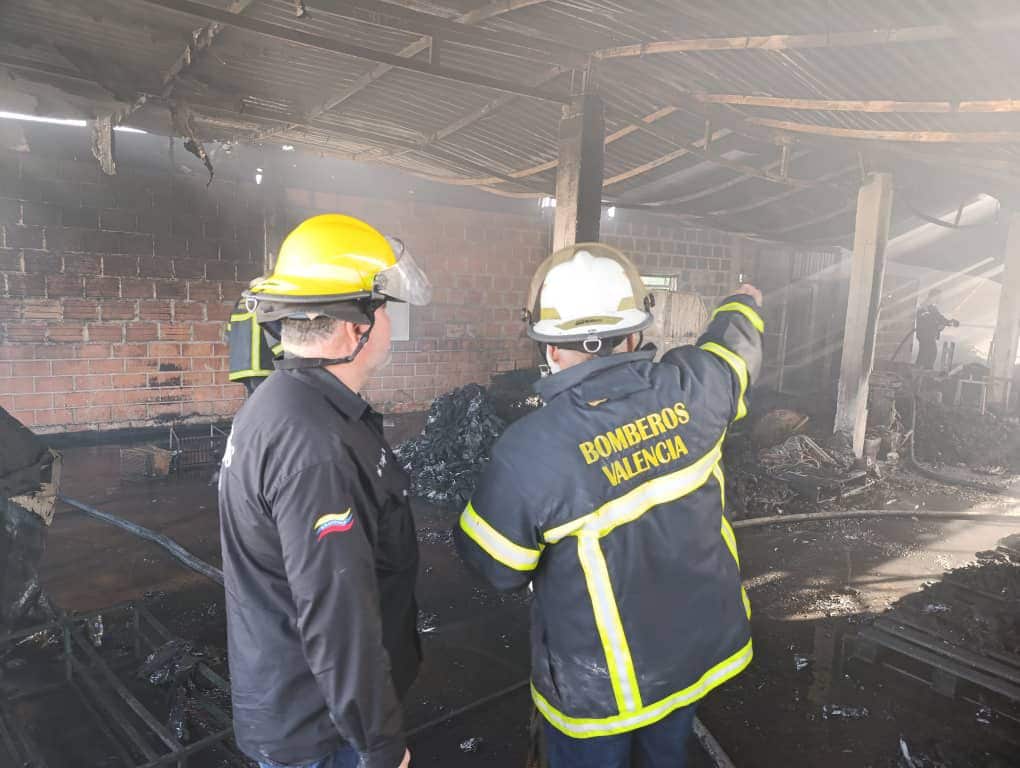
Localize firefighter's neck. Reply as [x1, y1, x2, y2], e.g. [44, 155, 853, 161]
[547, 334, 640, 372]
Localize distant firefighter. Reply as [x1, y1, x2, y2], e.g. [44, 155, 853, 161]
[915, 288, 959, 369]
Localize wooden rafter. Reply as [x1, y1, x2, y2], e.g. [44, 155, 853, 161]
[603, 127, 729, 186]
[693, 94, 1020, 114]
[138, 0, 568, 103]
[353, 65, 566, 162]
[399, 105, 691, 186]
[594, 16, 1020, 60]
[304, 0, 586, 65]
[254, 0, 556, 141]
[750, 117, 1020, 143]
[706, 164, 858, 216]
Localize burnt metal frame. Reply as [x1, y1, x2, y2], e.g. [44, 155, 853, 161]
[169, 424, 230, 473]
[0, 602, 243, 768]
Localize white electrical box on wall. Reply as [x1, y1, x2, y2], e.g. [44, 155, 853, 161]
[388, 300, 410, 341]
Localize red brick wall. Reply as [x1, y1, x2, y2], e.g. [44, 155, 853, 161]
[1, 127, 737, 433]
[0, 139, 265, 432]
[282, 188, 552, 411]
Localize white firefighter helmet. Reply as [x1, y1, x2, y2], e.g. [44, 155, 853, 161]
[525, 243, 653, 347]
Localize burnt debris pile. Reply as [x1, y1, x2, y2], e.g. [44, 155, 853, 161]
[396, 384, 507, 507]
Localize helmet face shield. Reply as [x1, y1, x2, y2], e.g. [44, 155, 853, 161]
[375, 239, 433, 306]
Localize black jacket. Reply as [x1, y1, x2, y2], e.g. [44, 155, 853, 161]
[455, 294, 763, 738]
[219, 367, 420, 768]
[915, 303, 953, 342]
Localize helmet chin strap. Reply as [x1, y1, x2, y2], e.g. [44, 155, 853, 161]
[538, 332, 645, 376]
[274, 312, 376, 370]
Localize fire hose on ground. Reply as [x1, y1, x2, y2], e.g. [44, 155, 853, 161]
[57, 495, 1020, 767]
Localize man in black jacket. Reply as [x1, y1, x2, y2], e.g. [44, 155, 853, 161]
[218, 214, 432, 768]
[456, 244, 762, 768]
[915, 288, 959, 370]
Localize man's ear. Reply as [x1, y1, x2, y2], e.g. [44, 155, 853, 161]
[626, 333, 640, 352]
[546, 344, 561, 364]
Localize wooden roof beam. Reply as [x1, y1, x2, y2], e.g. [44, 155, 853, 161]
[396, 105, 689, 185]
[750, 117, 1020, 143]
[138, 0, 569, 103]
[304, 0, 587, 66]
[254, 0, 556, 142]
[594, 16, 1020, 59]
[693, 94, 1020, 114]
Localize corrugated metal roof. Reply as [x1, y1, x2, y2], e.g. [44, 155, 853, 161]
[2, 0, 1019, 242]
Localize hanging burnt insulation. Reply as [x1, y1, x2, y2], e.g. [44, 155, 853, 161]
[170, 103, 214, 185]
[90, 115, 116, 175]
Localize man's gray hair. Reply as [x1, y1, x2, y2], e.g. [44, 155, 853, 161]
[281, 316, 343, 349]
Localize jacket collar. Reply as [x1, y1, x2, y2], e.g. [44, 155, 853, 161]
[284, 367, 370, 420]
[535, 351, 655, 402]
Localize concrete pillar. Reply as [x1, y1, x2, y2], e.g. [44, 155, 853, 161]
[989, 213, 1020, 405]
[552, 94, 604, 250]
[834, 172, 894, 456]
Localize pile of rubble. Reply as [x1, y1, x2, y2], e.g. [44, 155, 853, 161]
[889, 545, 1020, 658]
[724, 420, 874, 518]
[395, 384, 506, 507]
[914, 398, 1020, 472]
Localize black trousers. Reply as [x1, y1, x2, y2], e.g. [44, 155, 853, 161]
[916, 336, 938, 369]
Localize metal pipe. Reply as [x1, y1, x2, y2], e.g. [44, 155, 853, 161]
[59, 496, 224, 585]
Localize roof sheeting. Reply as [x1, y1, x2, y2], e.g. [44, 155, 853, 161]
[2, 0, 1019, 243]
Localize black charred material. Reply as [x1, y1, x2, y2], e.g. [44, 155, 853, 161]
[137, 639, 201, 686]
[395, 384, 506, 507]
[168, 682, 190, 742]
[0, 501, 52, 633]
[0, 406, 52, 498]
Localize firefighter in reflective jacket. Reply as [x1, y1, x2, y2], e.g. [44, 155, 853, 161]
[455, 244, 763, 768]
[227, 292, 283, 395]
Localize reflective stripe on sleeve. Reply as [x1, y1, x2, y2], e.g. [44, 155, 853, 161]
[459, 501, 541, 572]
[577, 532, 642, 714]
[712, 302, 764, 334]
[714, 464, 750, 619]
[700, 342, 749, 421]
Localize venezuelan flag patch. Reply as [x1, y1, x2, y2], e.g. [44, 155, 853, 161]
[314, 509, 354, 540]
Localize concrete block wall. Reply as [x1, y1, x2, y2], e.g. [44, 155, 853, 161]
[1, 126, 738, 433]
[0, 141, 264, 431]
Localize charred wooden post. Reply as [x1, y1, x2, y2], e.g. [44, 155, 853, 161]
[552, 93, 604, 249]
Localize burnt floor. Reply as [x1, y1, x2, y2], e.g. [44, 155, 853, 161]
[16, 431, 1020, 768]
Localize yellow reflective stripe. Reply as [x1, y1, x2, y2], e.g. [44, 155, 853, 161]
[533, 639, 753, 738]
[713, 464, 750, 619]
[713, 462, 726, 512]
[544, 437, 724, 544]
[271, 342, 284, 356]
[577, 533, 642, 714]
[712, 302, 764, 334]
[230, 312, 253, 322]
[229, 369, 273, 380]
[700, 342, 749, 421]
[250, 308, 263, 368]
[721, 516, 739, 568]
[715, 465, 739, 570]
[459, 501, 541, 572]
